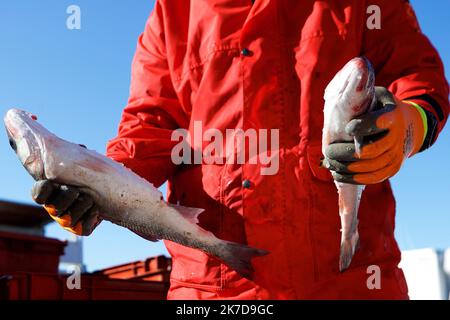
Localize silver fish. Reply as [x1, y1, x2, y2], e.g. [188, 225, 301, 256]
[4, 108, 268, 279]
[322, 57, 376, 271]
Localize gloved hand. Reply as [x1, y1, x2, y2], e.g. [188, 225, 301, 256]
[32, 180, 102, 236]
[323, 87, 427, 185]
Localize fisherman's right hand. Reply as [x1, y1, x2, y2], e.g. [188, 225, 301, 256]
[31, 180, 102, 236]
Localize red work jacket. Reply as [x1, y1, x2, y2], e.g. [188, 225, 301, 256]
[106, 0, 449, 299]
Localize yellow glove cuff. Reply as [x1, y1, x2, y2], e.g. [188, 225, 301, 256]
[403, 100, 428, 146]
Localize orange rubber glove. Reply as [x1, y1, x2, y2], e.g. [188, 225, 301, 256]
[32, 180, 102, 236]
[324, 87, 427, 185]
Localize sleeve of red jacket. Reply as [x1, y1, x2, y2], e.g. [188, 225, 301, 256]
[363, 0, 449, 151]
[106, 1, 189, 187]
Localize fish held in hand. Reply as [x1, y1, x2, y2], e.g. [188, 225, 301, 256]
[322, 57, 376, 272]
[4, 108, 268, 279]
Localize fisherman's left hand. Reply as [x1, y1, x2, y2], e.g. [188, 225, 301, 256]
[32, 180, 102, 236]
[323, 87, 427, 185]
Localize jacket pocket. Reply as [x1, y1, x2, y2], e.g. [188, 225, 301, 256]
[305, 141, 340, 282]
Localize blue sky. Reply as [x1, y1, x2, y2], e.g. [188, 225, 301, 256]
[0, 0, 448, 272]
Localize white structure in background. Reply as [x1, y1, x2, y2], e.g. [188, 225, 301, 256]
[400, 248, 449, 300]
[444, 249, 450, 300]
[58, 233, 85, 274]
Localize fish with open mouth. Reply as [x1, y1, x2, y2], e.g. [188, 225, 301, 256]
[4, 108, 268, 279]
[322, 57, 376, 272]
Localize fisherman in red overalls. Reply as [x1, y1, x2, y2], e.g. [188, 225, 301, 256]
[32, 0, 449, 299]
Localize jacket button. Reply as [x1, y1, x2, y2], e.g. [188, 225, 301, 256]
[240, 48, 252, 57]
[242, 179, 251, 189]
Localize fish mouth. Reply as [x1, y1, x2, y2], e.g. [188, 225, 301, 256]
[355, 56, 374, 92]
[6, 129, 17, 153]
[4, 109, 46, 180]
[8, 138, 16, 152]
[330, 57, 372, 100]
[4, 111, 22, 154]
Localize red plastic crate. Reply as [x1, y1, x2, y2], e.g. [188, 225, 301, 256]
[0, 231, 66, 274]
[0, 273, 169, 300]
[94, 255, 172, 282]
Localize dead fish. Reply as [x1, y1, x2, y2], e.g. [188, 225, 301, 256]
[4, 108, 268, 279]
[322, 57, 376, 272]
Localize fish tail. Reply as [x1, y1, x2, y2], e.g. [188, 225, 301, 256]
[216, 241, 269, 280]
[336, 183, 364, 272]
[339, 229, 359, 272]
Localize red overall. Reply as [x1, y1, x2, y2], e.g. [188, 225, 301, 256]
[106, 0, 449, 299]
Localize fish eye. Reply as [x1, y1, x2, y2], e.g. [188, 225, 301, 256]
[9, 138, 17, 152]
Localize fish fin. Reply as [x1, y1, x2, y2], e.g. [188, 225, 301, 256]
[216, 241, 269, 280]
[168, 203, 204, 224]
[339, 230, 359, 272]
